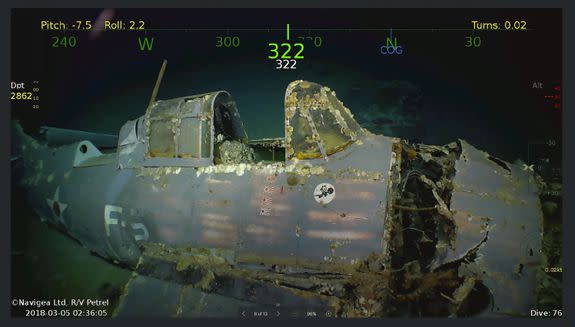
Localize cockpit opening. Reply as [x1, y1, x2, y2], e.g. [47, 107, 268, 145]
[117, 81, 365, 169]
[212, 93, 255, 165]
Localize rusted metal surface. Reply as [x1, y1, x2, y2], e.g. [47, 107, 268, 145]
[434, 140, 542, 316]
[113, 242, 397, 317]
[284, 80, 366, 161]
[248, 137, 285, 148]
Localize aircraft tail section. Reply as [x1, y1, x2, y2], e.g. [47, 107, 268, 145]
[11, 120, 43, 162]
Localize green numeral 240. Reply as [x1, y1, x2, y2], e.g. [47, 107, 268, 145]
[268, 43, 304, 59]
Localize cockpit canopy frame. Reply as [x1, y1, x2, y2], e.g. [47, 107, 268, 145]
[284, 80, 364, 161]
[117, 80, 364, 169]
[117, 91, 248, 169]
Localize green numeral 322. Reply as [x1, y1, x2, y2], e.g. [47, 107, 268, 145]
[268, 42, 304, 59]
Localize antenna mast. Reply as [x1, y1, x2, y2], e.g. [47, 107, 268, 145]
[148, 59, 167, 108]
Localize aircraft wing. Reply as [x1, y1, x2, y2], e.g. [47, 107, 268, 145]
[39, 126, 118, 148]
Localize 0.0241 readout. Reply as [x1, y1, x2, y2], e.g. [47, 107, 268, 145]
[268, 42, 304, 69]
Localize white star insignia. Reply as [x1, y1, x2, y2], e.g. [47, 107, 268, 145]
[46, 186, 68, 226]
[522, 164, 534, 172]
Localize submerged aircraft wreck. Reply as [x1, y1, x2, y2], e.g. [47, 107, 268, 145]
[12, 62, 543, 317]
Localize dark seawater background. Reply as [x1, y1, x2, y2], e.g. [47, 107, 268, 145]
[10, 8, 562, 315]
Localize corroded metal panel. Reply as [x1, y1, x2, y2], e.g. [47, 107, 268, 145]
[438, 140, 542, 316]
[115, 275, 256, 317]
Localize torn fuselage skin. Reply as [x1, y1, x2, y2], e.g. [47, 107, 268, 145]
[122, 139, 532, 317]
[12, 80, 545, 317]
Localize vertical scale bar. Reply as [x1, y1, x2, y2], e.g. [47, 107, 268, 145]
[287, 23, 290, 40]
